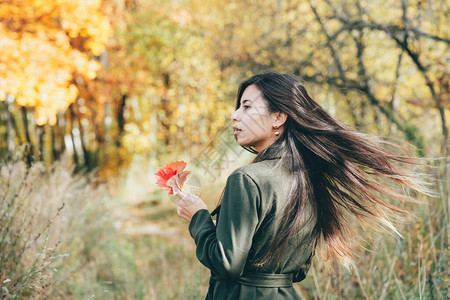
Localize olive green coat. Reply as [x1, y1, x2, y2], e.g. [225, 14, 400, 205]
[189, 157, 317, 300]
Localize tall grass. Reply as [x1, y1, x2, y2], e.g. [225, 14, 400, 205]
[1, 150, 447, 299]
[0, 152, 209, 299]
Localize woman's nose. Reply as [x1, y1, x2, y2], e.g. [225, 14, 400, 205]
[230, 109, 238, 121]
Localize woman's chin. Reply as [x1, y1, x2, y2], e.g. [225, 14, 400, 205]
[237, 141, 254, 149]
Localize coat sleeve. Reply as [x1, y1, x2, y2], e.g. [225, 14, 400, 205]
[188, 171, 261, 280]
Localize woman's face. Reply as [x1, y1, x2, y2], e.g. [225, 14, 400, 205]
[230, 84, 284, 152]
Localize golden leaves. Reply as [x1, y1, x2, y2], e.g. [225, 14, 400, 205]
[0, 0, 110, 125]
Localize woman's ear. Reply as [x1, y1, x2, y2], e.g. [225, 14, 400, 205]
[273, 111, 288, 127]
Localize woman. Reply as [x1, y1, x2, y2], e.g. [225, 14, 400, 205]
[176, 72, 423, 299]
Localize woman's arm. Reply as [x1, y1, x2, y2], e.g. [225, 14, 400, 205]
[179, 171, 261, 280]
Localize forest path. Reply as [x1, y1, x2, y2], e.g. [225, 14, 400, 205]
[117, 198, 193, 244]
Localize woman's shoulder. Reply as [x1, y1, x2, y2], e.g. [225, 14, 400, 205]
[229, 158, 288, 187]
[227, 159, 292, 219]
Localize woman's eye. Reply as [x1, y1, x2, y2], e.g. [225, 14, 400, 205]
[243, 105, 250, 109]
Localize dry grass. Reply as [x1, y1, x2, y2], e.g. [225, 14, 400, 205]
[1, 151, 448, 299]
[0, 153, 209, 299]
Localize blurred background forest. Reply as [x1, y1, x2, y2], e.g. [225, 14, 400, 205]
[0, 0, 448, 299]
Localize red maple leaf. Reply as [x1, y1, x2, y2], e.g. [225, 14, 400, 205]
[154, 161, 191, 194]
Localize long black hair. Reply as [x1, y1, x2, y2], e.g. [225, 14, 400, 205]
[229, 72, 425, 267]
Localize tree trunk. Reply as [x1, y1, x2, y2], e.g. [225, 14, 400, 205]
[37, 125, 44, 162]
[21, 106, 34, 166]
[66, 107, 78, 167]
[116, 93, 127, 148]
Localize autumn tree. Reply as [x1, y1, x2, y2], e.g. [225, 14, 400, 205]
[0, 0, 110, 125]
[94, 0, 232, 167]
[0, 0, 110, 166]
[1, 0, 447, 174]
[192, 0, 449, 156]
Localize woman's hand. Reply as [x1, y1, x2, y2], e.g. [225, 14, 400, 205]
[176, 190, 208, 222]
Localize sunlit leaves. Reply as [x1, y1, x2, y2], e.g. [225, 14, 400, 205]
[0, 0, 447, 172]
[196, 0, 448, 153]
[0, 0, 110, 125]
[104, 0, 229, 159]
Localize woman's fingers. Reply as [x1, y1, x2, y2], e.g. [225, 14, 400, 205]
[176, 191, 208, 222]
[177, 204, 193, 222]
[177, 190, 201, 206]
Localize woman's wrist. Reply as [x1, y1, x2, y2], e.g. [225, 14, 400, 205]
[188, 209, 215, 239]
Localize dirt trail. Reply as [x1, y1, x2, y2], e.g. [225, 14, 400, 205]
[117, 201, 192, 244]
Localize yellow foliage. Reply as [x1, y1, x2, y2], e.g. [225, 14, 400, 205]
[0, 0, 110, 125]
